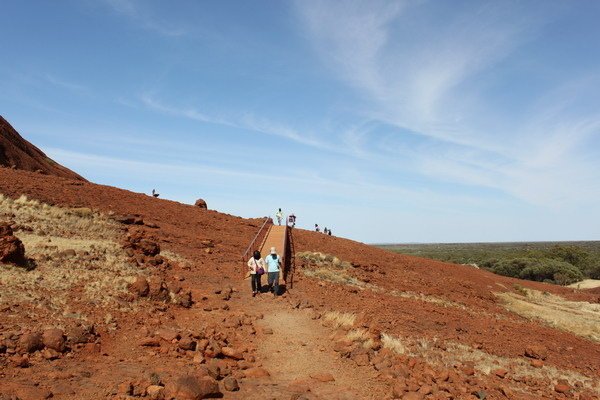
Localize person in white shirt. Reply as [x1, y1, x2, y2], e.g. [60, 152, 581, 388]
[247, 250, 266, 297]
[275, 208, 283, 225]
[264, 247, 282, 296]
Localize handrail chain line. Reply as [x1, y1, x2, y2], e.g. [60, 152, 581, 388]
[241, 216, 271, 262]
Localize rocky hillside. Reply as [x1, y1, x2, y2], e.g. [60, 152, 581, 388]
[0, 166, 599, 400]
[0, 116, 85, 181]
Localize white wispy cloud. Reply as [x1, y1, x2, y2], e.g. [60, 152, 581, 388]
[45, 74, 89, 94]
[46, 147, 498, 211]
[139, 93, 341, 152]
[295, 0, 600, 207]
[103, 0, 187, 37]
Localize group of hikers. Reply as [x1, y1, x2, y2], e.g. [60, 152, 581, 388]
[246, 247, 281, 297]
[275, 208, 296, 227]
[315, 224, 332, 235]
[245, 208, 335, 297]
[275, 208, 331, 235]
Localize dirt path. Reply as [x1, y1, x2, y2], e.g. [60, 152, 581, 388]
[237, 296, 387, 399]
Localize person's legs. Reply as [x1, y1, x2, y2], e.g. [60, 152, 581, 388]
[255, 273, 262, 294]
[273, 271, 280, 296]
[251, 273, 257, 294]
[267, 272, 276, 292]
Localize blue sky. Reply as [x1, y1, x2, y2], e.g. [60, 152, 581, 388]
[1, 0, 599, 243]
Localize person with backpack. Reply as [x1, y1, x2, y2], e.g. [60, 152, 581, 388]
[265, 247, 282, 296]
[288, 213, 296, 228]
[247, 250, 265, 297]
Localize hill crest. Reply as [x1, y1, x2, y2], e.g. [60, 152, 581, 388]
[0, 116, 85, 181]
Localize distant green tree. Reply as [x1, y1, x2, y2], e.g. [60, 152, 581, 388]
[519, 259, 584, 285]
[587, 261, 600, 279]
[491, 257, 584, 285]
[492, 258, 532, 278]
[544, 245, 592, 273]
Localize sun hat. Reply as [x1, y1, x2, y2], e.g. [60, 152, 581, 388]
[270, 247, 276, 254]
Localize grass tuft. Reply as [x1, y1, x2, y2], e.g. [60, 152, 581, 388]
[381, 333, 406, 354]
[323, 311, 356, 329]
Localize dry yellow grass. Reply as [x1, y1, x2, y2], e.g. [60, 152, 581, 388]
[303, 267, 365, 287]
[0, 194, 142, 322]
[378, 331, 599, 395]
[323, 311, 356, 329]
[388, 289, 467, 310]
[298, 251, 469, 313]
[298, 251, 365, 287]
[568, 279, 600, 290]
[496, 288, 600, 342]
[381, 333, 407, 355]
[161, 249, 191, 267]
[346, 328, 370, 342]
[345, 328, 377, 350]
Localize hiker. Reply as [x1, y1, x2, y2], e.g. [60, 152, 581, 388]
[265, 246, 282, 296]
[288, 213, 296, 228]
[151, 189, 159, 198]
[315, 224, 320, 232]
[324, 227, 328, 235]
[328, 228, 332, 236]
[247, 250, 265, 297]
[275, 208, 283, 225]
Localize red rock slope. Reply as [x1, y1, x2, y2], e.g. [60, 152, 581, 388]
[0, 167, 599, 399]
[0, 116, 85, 181]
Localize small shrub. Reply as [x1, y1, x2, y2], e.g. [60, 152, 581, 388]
[513, 284, 528, 296]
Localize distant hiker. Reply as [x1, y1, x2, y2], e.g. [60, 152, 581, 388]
[151, 189, 159, 198]
[315, 224, 320, 232]
[265, 247, 281, 296]
[275, 208, 283, 225]
[288, 213, 296, 228]
[324, 227, 328, 235]
[247, 250, 265, 297]
[328, 229, 332, 236]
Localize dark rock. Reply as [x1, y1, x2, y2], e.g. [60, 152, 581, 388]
[42, 328, 66, 352]
[194, 199, 207, 209]
[178, 337, 196, 351]
[130, 276, 150, 297]
[167, 375, 220, 400]
[524, 345, 548, 360]
[19, 332, 43, 353]
[0, 224, 27, 266]
[222, 377, 239, 392]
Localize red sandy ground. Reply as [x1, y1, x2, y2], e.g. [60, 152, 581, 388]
[0, 167, 599, 399]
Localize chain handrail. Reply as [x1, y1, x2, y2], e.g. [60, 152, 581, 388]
[241, 216, 271, 261]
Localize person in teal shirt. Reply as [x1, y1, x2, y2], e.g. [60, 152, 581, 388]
[265, 247, 281, 296]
